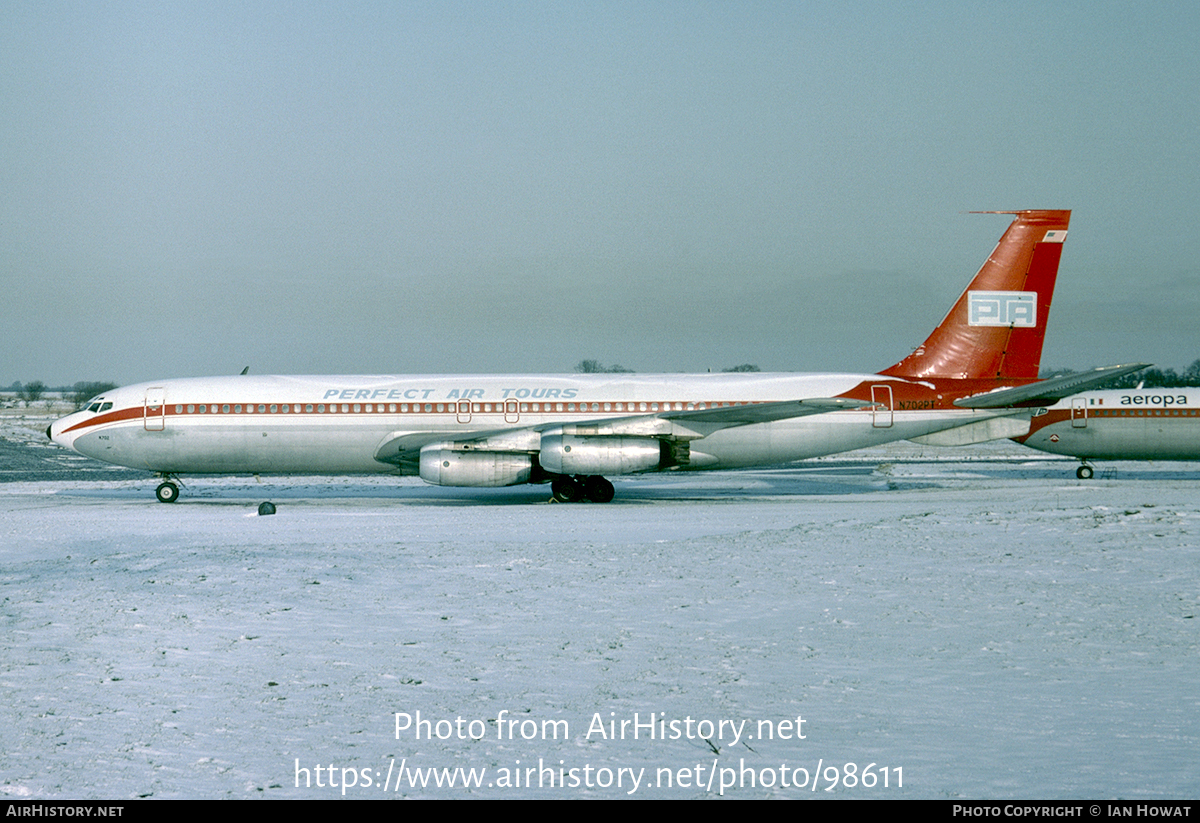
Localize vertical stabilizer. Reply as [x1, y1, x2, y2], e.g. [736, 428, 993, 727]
[882, 209, 1070, 381]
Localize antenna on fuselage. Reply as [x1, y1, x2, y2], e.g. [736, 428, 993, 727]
[239, 366, 249, 375]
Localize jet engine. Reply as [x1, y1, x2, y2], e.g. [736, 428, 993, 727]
[539, 434, 668, 475]
[419, 445, 533, 487]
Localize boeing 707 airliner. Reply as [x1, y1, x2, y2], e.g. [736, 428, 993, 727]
[49, 210, 1141, 503]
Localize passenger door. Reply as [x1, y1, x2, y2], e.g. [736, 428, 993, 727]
[1071, 397, 1088, 428]
[144, 387, 166, 431]
[871, 385, 894, 428]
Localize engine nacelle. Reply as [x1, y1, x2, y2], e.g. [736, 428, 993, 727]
[539, 434, 667, 475]
[419, 446, 533, 487]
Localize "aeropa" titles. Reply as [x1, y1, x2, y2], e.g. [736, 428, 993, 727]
[1120, 394, 1190, 406]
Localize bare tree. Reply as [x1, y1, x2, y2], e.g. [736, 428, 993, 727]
[722, 364, 761, 373]
[18, 380, 46, 406]
[575, 360, 633, 374]
[1184, 359, 1200, 386]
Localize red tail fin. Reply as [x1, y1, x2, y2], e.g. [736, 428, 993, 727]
[882, 209, 1070, 381]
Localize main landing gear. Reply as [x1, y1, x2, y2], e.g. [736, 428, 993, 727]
[155, 475, 182, 503]
[550, 475, 615, 504]
[1075, 463, 1094, 480]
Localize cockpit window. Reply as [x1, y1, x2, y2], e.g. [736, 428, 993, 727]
[85, 399, 113, 413]
[99, 402, 112, 412]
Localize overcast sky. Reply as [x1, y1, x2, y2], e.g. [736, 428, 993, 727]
[3, 1, 1199, 386]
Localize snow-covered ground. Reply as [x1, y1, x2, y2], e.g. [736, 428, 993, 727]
[2, 413, 1197, 798]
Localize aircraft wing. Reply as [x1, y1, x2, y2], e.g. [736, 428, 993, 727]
[659, 397, 872, 425]
[952, 363, 1151, 409]
[555, 397, 874, 439]
[373, 397, 872, 466]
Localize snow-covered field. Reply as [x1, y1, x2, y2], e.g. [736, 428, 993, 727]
[2, 413, 1197, 798]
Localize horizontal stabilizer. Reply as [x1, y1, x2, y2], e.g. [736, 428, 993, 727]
[952, 363, 1151, 409]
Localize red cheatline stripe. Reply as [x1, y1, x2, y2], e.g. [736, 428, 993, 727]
[60, 398, 778, 434]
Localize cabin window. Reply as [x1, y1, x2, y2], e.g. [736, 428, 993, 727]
[353, 404, 361, 413]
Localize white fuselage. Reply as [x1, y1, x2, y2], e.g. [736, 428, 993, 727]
[50, 372, 1010, 477]
[1017, 389, 1200, 460]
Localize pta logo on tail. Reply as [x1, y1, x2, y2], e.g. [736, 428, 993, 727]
[968, 291, 1037, 327]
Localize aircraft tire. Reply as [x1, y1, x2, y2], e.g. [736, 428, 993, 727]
[551, 478, 582, 503]
[1076, 465, 1094, 480]
[156, 481, 180, 503]
[583, 476, 615, 503]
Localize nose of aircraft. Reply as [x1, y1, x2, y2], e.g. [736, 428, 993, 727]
[47, 413, 80, 451]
